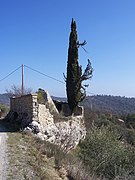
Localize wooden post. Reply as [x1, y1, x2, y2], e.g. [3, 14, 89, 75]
[22, 64, 24, 96]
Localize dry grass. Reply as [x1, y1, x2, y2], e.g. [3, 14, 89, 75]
[7, 132, 64, 180]
[6, 130, 95, 180]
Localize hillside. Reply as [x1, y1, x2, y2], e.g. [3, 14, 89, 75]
[82, 95, 135, 116]
[52, 95, 135, 116]
[0, 93, 10, 105]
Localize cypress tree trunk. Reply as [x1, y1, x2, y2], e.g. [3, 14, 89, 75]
[66, 19, 82, 114]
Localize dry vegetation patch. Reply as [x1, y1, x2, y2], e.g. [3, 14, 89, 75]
[6, 131, 93, 180]
[7, 132, 65, 180]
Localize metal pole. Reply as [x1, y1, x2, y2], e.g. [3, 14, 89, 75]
[22, 64, 24, 96]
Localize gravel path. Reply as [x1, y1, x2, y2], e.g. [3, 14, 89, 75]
[0, 124, 7, 180]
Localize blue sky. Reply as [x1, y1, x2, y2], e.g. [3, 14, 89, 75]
[0, 0, 135, 97]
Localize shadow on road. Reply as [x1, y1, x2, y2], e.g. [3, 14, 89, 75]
[0, 118, 18, 132]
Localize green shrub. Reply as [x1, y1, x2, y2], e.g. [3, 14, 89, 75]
[125, 129, 135, 145]
[79, 126, 135, 179]
[37, 89, 45, 104]
[125, 114, 135, 129]
[94, 118, 111, 127]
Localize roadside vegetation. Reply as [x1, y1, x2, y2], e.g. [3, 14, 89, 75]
[79, 109, 135, 179]
[6, 131, 92, 180]
[79, 125, 135, 179]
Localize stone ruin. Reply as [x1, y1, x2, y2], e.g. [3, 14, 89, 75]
[6, 90, 86, 152]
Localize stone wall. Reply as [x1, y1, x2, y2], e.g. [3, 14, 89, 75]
[53, 100, 84, 117]
[39, 90, 59, 115]
[10, 93, 84, 126]
[38, 104, 54, 126]
[10, 93, 55, 127]
[10, 94, 38, 122]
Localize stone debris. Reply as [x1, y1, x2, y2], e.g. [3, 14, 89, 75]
[24, 116, 86, 152]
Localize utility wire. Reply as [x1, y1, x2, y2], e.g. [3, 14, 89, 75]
[0, 65, 22, 83]
[25, 65, 97, 95]
[0, 64, 96, 95]
[0, 64, 97, 97]
[24, 65, 65, 84]
[24, 65, 97, 95]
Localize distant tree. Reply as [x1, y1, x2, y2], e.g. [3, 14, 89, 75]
[6, 84, 32, 97]
[65, 18, 93, 114]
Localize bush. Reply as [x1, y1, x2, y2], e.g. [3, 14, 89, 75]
[125, 129, 135, 145]
[125, 114, 135, 129]
[79, 126, 135, 179]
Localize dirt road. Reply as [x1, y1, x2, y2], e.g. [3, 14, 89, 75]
[0, 124, 7, 180]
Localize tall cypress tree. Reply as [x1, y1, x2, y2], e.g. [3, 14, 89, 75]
[66, 19, 81, 114]
[66, 19, 93, 114]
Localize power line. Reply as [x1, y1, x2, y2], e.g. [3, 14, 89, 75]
[0, 65, 22, 83]
[0, 64, 97, 97]
[24, 65, 98, 97]
[24, 65, 65, 84]
[24, 65, 97, 96]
